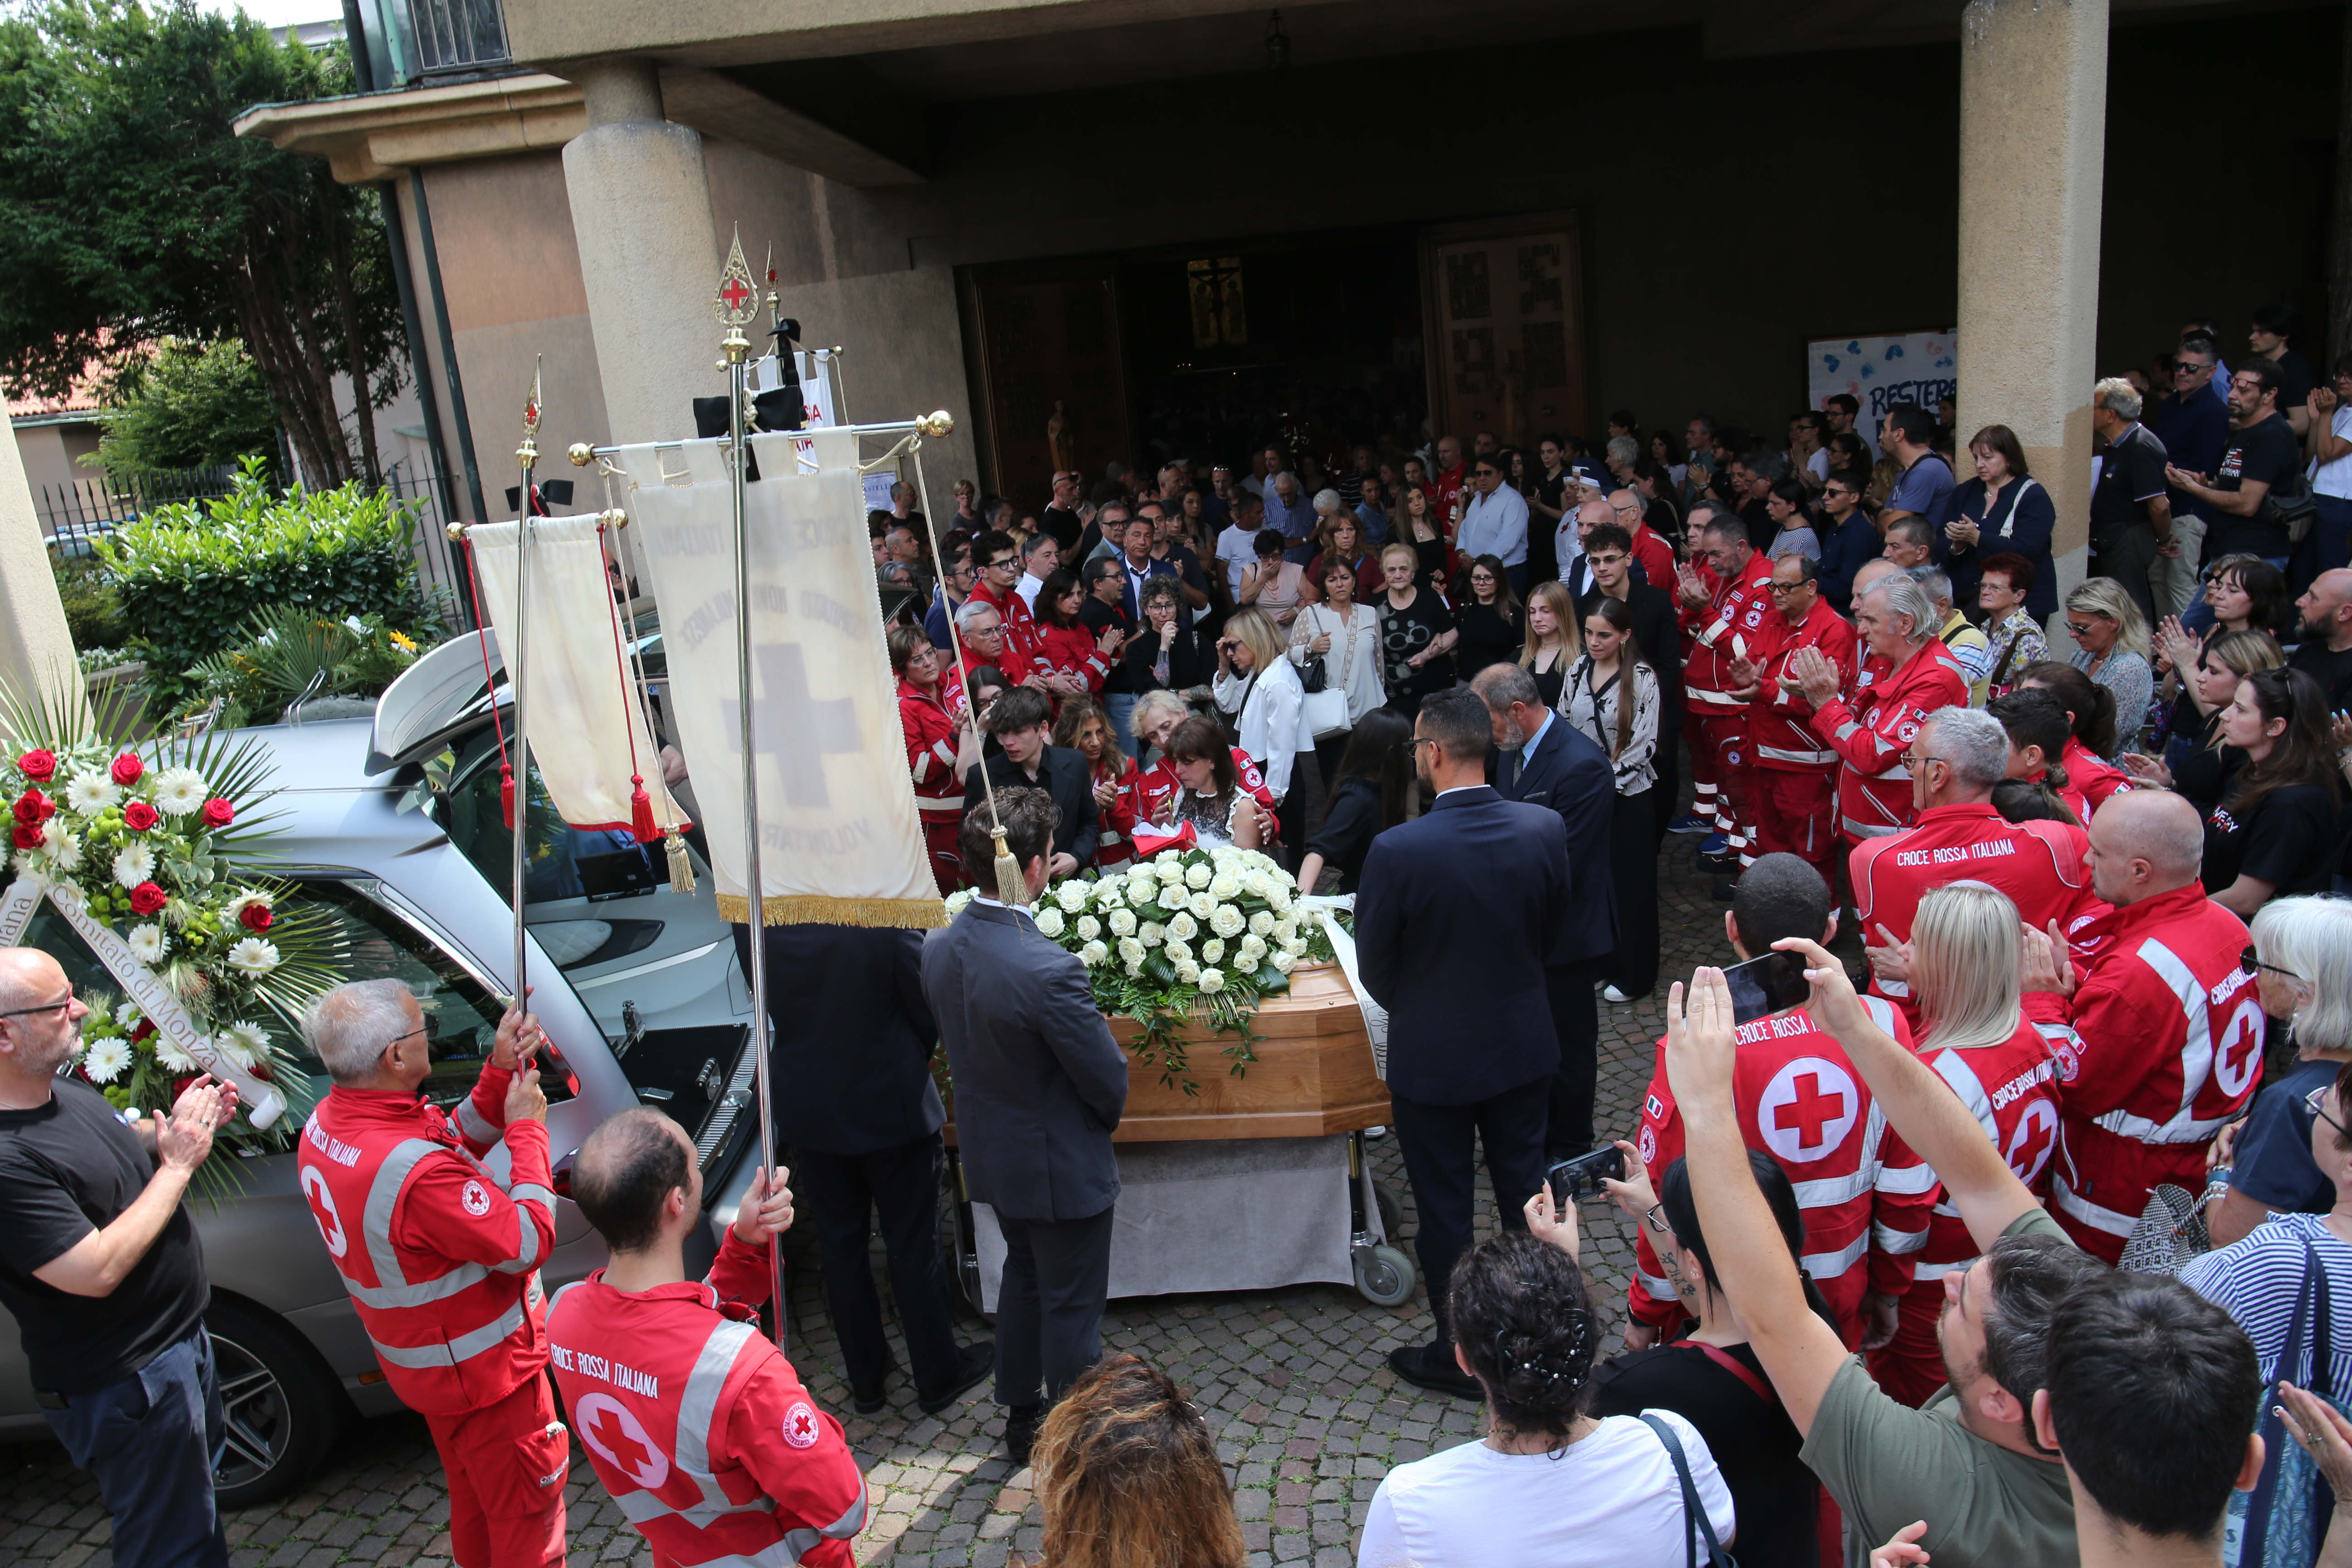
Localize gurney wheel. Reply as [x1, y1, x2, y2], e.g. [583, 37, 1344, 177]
[1372, 1180, 1403, 1239]
[1353, 1244, 1416, 1308]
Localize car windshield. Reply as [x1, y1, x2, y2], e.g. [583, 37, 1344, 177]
[432, 730, 666, 911]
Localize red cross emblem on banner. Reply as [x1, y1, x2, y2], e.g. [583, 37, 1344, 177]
[720, 275, 753, 314]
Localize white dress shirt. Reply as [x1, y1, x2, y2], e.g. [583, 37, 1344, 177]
[1456, 484, 1529, 567]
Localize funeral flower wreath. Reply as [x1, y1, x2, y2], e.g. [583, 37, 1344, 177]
[4, 695, 344, 1178]
[945, 844, 1336, 1093]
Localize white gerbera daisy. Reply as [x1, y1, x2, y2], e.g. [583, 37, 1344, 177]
[152, 768, 207, 816]
[1197, 967, 1225, 994]
[1184, 861, 1213, 890]
[154, 1036, 198, 1073]
[1033, 906, 1066, 939]
[114, 1001, 142, 1031]
[81, 1038, 131, 1084]
[226, 937, 280, 975]
[1078, 941, 1108, 966]
[126, 924, 168, 965]
[1200, 936, 1225, 964]
[112, 843, 155, 889]
[9, 850, 44, 884]
[1209, 904, 1246, 938]
[43, 826, 80, 872]
[64, 771, 119, 813]
[218, 1022, 267, 1069]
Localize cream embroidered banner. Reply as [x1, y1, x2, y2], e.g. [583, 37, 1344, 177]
[617, 428, 942, 929]
[467, 514, 685, 836]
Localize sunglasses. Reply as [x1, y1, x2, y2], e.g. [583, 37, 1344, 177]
[2065, 621, 2099, 637]
[2241, 946, 2304, 984]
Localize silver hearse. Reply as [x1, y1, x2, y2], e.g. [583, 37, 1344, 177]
[0, 633, 759, 1504]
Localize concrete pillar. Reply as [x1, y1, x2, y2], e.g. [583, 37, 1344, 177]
[562, 59, 720, 446]
[1956, 0, 2108, 614]
[0, 427, 86, 719]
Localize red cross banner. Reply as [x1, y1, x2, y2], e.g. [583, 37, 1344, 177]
[617, 427, 943, 929]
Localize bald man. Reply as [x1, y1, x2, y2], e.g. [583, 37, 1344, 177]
[2023, 792, 2259, 1262]
[548, 1111, 867, 1566]
[0, 947, 239, 1568]
[2288, 567, 2352, 710]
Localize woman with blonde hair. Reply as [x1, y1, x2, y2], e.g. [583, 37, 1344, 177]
[1866, 881, 2078, 1407]
[1213, 606, 1309, 857]
[1033, 1353, 1246, 1568]
[1519, 579, 1582, 709]
[2062, 578, 2155, 755]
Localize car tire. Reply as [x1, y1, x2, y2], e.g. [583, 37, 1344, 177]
[206, 1297, 348, 1509]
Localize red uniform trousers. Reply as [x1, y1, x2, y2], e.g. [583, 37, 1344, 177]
[422, 1372, 569, 1568]
[1749, 767, 1838, 870]
[1869, 1283, 1955, 1408]
[1686, 710, 1752, 858]
[924, 822, 964, 894]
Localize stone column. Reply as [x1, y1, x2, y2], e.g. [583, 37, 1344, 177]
[562, 59, 720, 446]
[0, 427, 85, 718]
[1957, 0, 2108, 612]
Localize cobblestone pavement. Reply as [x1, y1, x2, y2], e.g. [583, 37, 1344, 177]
[0, 826, 1824, 1568]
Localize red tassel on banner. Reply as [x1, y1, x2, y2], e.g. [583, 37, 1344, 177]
[500, 763, 516, 830]
[629, 774, 658, 843]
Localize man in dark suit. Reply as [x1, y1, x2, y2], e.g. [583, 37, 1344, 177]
[1580, 520, 1686, 840]
[1356, 686, 1568, 1398]
[734, 923, 992, 1416]
[963, 685, 1098, 876]
[1472, 662, 1617, 1160]
[920, 788, 1128, 1462]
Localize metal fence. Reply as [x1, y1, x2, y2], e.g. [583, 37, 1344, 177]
[381, 457, 476, 629]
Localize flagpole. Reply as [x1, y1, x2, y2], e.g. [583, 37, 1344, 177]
[509, 357, 542, 1013]
[713, 228, 787, 1348]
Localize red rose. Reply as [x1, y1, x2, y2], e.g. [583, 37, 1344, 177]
[127, 882, 167, 916]
[109, 752, 143, 787]
[199, 798, 234, 829]
[16, 749, 55, 783]
[238, 903, 273, 933]
[10, 822, 40, 850]
[122, 800, 159, 833]
[11, 789, 51, 826]
[131, 1019, 155, 1042]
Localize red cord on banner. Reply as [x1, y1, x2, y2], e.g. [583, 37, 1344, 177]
[461, 534, 517, 830]
[599, 522, 663, 845]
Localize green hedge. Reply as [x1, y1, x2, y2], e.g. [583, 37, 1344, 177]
[99, 457, 432, 706]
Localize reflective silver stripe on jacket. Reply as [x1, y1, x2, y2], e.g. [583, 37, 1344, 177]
[1756, 743, 1837, 766]
[2086, 935, 2230, 1146]
[494, 1202, 544, 1276]
[367, 1296, 528, 1369]
[1800, 1230, 1870, 1279]
[1872, 1220, 1929, 1254]
[1912, 1257, 1974, 1282]
[454, 1096, 499, 1147]
[510, 1183, 557, 1210]
[2052, 1174, 2138, 1238]
[1841, 816, 1904, 839]
[344, 1138, 491, 1310]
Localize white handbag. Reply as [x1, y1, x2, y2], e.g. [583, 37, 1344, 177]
[1301, 607, 1355, 739]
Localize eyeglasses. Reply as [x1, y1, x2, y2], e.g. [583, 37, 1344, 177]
[2307, 1084, 2345, 1138]
[0, 990, 74, 1020]
[2240, 946, 2304, 984]
[1766, 581, 1807, 595]
[2065, 621, 2098, 637]
[1900, 750, 1949, 771]
[1406, 737, 1441, 752]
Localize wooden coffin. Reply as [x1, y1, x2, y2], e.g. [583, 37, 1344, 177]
[943, 962, 1389, 1146]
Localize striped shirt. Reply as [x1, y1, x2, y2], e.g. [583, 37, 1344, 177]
[2182, 1214, 2352, 1387]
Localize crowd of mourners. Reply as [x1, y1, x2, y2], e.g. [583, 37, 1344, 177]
[867, 303, 2352, 1568]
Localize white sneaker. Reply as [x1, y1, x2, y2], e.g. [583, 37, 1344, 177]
[1602, 985, 1637, 1004]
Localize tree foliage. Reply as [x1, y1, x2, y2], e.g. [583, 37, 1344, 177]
[92, 335, 279, 474]
[0, 1, 406, 485]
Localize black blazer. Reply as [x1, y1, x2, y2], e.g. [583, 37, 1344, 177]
[1122, 624, 1216, 694]
[921, 902, 1127, 1221]
[1578, 579, 1684, 725]
[1355, 786, 1568, 1105]
[1498, 716, 1619, 967]
[733, 924, 941, 1156]
[965, 745, 1099, 867]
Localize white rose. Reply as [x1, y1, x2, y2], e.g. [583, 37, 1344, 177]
[1272, 916, 1299, 945]
[1034, 906, 1066, 938]
[1139, 921, 1166, 945]
[945, 888, 976, 916]
[1209, 904, 1246, 938]
[1108, 908, 1137, 936]
[1281, 934, 1308, 958]
[1268, 886, 1293, 914]
[1155, 858, 1186, 883]
[1239, 934, 1268, 964]
[1078, 940, 1109, 965]
[1124, 872, 1158, 904]
[1163, 939, 1193, 966]
[1174, 960, 1201, 985]
[1054, 882, 1089, 914]
[1208, 872, 1241, 902]
[1076, 915, 1101, 941]
[1117, 936, 1146, 966]
[1201, 937, 1226, 964]
[1184, 861, 1213, 889]
[1094, 880, 1125, 909]
[1272, 951, 1297, 975]
[1166, 912, 1197, 942]
[1248, 911, 1276, 937]
[1186, 890, 1217, 921]
[1198, 967, 1226, 994]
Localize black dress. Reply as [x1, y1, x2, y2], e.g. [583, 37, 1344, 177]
[1589, 1341, 1818, 1568]
[1122, 624, 1215, 695]
[1527, 650, 1569, 710]
[1379, 590, 1456, 716]
[1303, 776, 1384, 893]
[1453, 601, 1524, 680]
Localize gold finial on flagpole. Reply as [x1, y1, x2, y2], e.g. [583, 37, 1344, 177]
[517, 355, 543, 467]
[712, 225, 758, 366]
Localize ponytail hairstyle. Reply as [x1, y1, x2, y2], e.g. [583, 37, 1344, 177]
[2018, 661, 2117, 759]
[1448, 1232, 1598, 1446]
[1991, 777, 2082, 828]
[1584, 596, 1647, 761]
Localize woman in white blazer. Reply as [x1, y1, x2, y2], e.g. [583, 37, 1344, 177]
[1213, 606, 1310, 862]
